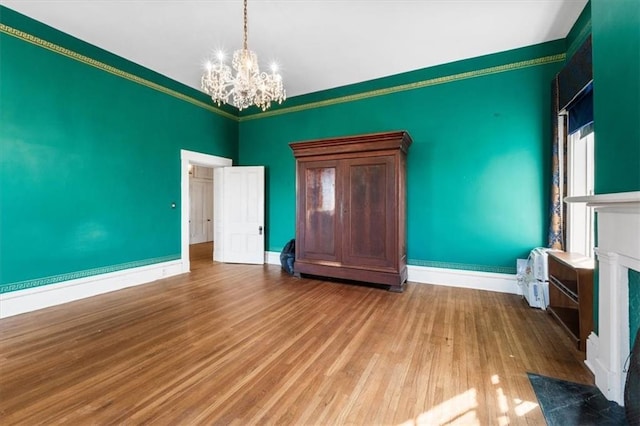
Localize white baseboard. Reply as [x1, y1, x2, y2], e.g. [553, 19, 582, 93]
[265, 251, 519, 295]
[2, 254, 517, 319]
[0, 260, 185, 319]
[407, 264, 520, 294]
[265, 251, 281, 265]
[586, 333, 612, 400]
[586, 331, 626, 405]
[585, 332, 602, 375]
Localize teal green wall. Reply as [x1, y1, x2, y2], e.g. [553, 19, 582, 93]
[592, 0, 640, 194]
[239, 42, 565, 273]
[589, 0, 639, 345]
[3, 3, 618, 296]
[565, 1, 591, 60]
[630, 270, 640, 347]
[0, 7, 238, 292]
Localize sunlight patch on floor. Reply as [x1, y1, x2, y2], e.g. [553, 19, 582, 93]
[398, 388, 479, 426]
[398, 373, 540, 425]
[492, 373, 539, 422]
[492, 374, 509, 425]
[513, 398, 538, 416]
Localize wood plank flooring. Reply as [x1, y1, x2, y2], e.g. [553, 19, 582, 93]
[0, 242, 593, 425]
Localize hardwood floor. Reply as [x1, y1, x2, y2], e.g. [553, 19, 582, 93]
[0, 242, 593, 425]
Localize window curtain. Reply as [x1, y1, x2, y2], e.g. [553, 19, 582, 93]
[547, 35, 592, 249]
[548, 76, 567, 249]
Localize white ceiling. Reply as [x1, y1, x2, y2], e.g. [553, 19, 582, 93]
[2, 0, 588, 99]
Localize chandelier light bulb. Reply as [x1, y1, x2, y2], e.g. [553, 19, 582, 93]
[201, 0, 286, 111]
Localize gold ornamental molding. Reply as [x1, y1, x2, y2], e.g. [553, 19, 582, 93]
[240, 52, 567, 121]
[0, 23, 237, 121]
[1, 23, 566, 123]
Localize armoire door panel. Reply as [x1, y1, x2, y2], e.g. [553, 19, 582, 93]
[342, 156, 396, 268]
[297, 163, 341, 262]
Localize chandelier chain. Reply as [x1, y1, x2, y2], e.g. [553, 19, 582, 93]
[243, 0, 248, 51]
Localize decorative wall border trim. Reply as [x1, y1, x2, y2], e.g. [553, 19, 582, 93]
[265, 251, 520, 295]
[407, 259, 516, 275]
[240, 53, 566, 122]
[1, 252, 519, 318]
[0, 23, 236, 121]
[0, 254, 181, 294]
[0, 258, 184, 318]
[2, 22, 565, 124]
[267, 252, 516, 275]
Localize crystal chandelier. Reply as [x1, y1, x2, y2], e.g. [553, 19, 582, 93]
[201, 0, 286, 111]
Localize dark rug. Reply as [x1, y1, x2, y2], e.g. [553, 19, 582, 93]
[528, 372, 627, 425]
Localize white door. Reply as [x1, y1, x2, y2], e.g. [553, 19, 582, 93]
[204, 180, 213, 242]
[189, 179, 213, 244]
[189, 180, 205, 244]
[214, 166, 265, 264]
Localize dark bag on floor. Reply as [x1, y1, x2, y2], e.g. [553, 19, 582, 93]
[280, 239, 295, 275]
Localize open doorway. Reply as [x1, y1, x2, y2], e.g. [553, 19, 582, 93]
[180, 150, 232, 273]
[189, 164, 214, 245]
[189, 164, 214, 269]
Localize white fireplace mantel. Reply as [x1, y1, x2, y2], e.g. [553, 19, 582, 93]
[565, 191, 640, 405]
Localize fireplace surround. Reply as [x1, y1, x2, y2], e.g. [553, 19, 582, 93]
[566, 191, 640, 406]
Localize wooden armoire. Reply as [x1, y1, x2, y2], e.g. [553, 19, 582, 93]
[290, 131, 412, 292]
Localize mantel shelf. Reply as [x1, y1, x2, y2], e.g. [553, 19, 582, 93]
[565, 191, 640, 206]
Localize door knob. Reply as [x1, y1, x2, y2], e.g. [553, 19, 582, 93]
[259, 226, 263, 235]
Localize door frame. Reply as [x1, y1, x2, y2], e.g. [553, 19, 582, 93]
[180, 149, 232, 273]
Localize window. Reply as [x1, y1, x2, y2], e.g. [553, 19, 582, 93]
[566, 125, 595, 258]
